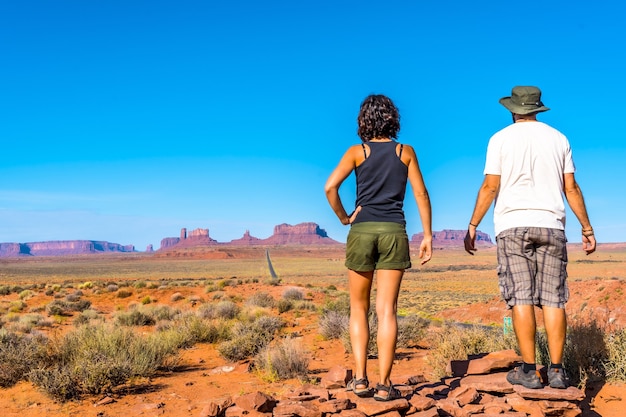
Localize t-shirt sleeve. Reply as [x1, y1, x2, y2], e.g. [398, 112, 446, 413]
[483, 136, 501, 175]
[563, 141, 576, 174]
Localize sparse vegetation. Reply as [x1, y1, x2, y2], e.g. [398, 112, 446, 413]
[255, 338, 310, 381]
[427, 323, 518, 378]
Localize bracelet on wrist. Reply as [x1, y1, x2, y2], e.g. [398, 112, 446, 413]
[469, 222, 478, 228]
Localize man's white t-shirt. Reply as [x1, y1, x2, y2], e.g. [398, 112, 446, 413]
[484, 121, 576, 236]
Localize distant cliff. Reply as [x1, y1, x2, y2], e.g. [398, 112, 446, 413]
[412, 229, 493, 248]
[159, 222, 340, 250]
[0, 240, 135, 257]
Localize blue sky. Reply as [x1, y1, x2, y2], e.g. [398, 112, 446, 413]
[1, 0, 625, 251]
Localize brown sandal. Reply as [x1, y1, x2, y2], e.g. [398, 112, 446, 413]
[374, 383, 401, 401]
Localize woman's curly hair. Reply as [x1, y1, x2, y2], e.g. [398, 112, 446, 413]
[357, 94, 400, 142]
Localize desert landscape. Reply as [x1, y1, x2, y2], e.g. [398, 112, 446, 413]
[1, 238, 625, 417]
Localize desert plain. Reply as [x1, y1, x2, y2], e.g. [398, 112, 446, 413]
[1, 243, 625, 417]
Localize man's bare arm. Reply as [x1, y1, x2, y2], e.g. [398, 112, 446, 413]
[464, 174, 500, 255]
[564, 173, 596, 254]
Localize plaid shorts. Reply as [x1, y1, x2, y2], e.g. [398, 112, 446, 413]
[496, 227, 569, 308]
[345, 222, 411, 272]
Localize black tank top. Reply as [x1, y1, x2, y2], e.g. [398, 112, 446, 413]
[353, 141, 408, 225]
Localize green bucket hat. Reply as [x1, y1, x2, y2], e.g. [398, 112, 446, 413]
[499, 86, 550, 114]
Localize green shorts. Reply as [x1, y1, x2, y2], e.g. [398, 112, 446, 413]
[345, 222, 411, 272]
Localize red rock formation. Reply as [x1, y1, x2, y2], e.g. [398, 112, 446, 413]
[412, 229, 493, 249]
[261, 222, 340, 245]
[0, 240, 134, 257]
[159, 228, 218, 250]
[229, 230, 263, 246]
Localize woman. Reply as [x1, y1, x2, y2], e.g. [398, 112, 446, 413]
[325, 94, 432, 401]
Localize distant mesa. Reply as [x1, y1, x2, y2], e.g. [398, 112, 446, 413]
[0, 224, 495, 258]
[159, 222, 340, 251]
[0, 241, 135, 258]
[412, 229, 493, 249]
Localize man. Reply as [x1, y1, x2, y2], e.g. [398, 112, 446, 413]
[464, 86, 596, 389]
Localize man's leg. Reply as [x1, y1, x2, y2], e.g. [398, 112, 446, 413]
[512, 304, 537, 364]
[374, 269, 403, 389]
[542, 306, 567, 364]
[348, 269, 374, 387]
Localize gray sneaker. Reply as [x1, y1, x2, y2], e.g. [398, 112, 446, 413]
[506, 366, 543, 389]
[548, 367, 569, 389]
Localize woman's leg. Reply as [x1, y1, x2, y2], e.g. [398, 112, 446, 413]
[375, 269, 403, 388]
[348, 269, 374, 386]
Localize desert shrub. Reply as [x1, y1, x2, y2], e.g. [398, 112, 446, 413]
[44, 288, 54, 296]
[29, 324, 179, 400]
[19, 290, 33, 300]
[277, 299, 293, 314]
[218, 316, 283, 361]
[6, 314, 53, 333]
[117, 289, 132, 298]
[45, 299, 92, 316]
[320, 292, 350, 315]
[116, 309, 156, 326]
[170, 292, 185, 302]
[107, 284, 119, 292]
[78, 281, 93, 290]
[45, 300, 67, 316]
[0, 330, 49, 388]
[134, 281, 147, 289]
[397, 315, 430, 348]
[0, 286, 11, 296]
[148, 305, 180, 321]
[537, 319, 609, 386]
[295, 301, 317, 311]
[198, 301, 239, 320]
[427, 323, 518, 378]
[11, 285, 24, 294]
[319, 310, 349, 340]
[267, 277, 282, 286]
[246, 292, 275, 308]
[282, 287, 304, 301]
[255, 338, 310, 381]
[8, 301, 27, 314]
[74, 309, 100, 326]
[605, 328, 626, 383]
[173, 313, 230, 348]
[217, 279, 233, 289]
[141, 296, 152, 305]
[64, 293, 81, 302]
